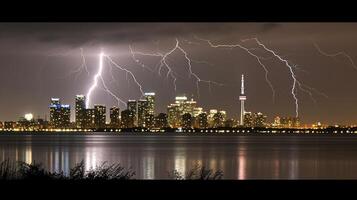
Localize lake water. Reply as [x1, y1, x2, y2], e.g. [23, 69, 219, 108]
[0, 134, 357, 179]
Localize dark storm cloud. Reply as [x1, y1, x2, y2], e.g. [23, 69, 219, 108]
[0, 23, 277, 48]
[260, 23, 281, 33]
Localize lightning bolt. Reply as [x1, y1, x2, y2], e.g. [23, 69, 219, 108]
[243, 37, 328, 117]
[86, 52, 104, 108]
[86, 52, 145, 109]
[130, 38, 224, 97]
[105, 55, 145, 97]
[313, 41, 357, 70]
[194, 36, 276, 102]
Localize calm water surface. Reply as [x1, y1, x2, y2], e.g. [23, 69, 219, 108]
[0, 133, 357, 179]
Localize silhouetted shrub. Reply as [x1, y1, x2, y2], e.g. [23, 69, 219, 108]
[0, 159, 17, 180]
[169, 164, 224, 180]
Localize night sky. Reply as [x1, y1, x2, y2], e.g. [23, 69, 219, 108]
[0, 23, 357, 125]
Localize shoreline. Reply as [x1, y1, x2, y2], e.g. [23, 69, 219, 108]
[1, 128, 357, 136]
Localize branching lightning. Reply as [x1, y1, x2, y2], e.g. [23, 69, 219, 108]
[194, 36, 276, 102]
[130, 38, 224, 97]
[243, 38, 328, 117]
[86, 52, 104, 109]
[86, 52, 144, 109]
[105, 55, 145, 97]
[313, 41, 357, 70]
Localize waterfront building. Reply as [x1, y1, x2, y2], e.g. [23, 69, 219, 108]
[181, 113, 193, 128]
[49, 98, 70, 128]
[154, 113, 168, 128]
[110, 106, 120, 128]
[144, 92, 155, 115]
[197, 112, 208, 129]
[84, 108, 95, 128]
[127, 100, 138, 126]
[75, 95, 86, 128]
[94, 105, 106, 129]
[121, 109, 135, 128]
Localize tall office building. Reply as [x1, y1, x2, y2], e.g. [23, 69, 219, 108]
[154, 113, 168, 128]
[254, 112, 267, 127]
[167, 103, 181, 128]
[144, 92, 155, 115]
[49, 98, 70, 128]
[243, 112, 254, 127]
[212, 111, 225, 128]
[75, 95, 86, 128]
[94, 105, 106, 129]
[181, 113, 193, 128]
[137, 99, 148, 127]
[243, 112, 267, 127]
[127, 100, 138, 126]
[208, 109, 218, 127]
[121, 109, 135, 128]
[110, 107, 120, 128]
[197, 112, 208, 129]
[84, 108, 95, 128]
[280, 117, 300, 128]
[49, 98, 60, 127]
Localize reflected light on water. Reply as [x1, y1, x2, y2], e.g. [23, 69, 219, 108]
[238, 147, 247, 180]
[174, 156, 186, 176]
[85, 148, 98, 171]
[25, 146, 32, 164]
[143, 154, 155, 179]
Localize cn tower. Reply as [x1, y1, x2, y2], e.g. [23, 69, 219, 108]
[239, 74, 246, 126]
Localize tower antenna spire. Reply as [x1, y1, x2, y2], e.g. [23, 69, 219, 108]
[239, 74, 247, 126]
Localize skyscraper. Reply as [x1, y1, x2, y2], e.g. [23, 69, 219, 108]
[127, 100, 138, 126]
[121, 109, 135, 128]
[49, 98, 70, 128]
[137, 99, 148, 127]
[181, 113, 193, 128]
[84, 108, 95, 128]
[110, 106, 120, 128]
[167, 103, 181, 128]
[144, 92, 155, 115]
[75, 95, 86, 128]
[239, 74, 246, 126]
[154, 113, 168, 128]
[94, 105, 106, 129]
[49, 98, 60, 127]
[197, 112, 208, 129]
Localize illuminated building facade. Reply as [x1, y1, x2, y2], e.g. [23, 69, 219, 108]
[49, 98, 70, 128]
[110, 106, 120, 128]
[4, 121, 16, 130]
[280, 117, 300, 128]
[144, 92, 155, 115]
[243, 112, 254, 127]
[137, 99, 148, 127]
[244, 112, 267, 127]
[167, 103, 181, 128]
[75, 95, 86, 128]
[154, 113, 168, 128]
[212, 111, 225, 128]
[127, 100, 138, 126]
[94, 105, 106, 129]
[197, 112, 208, 128]
[84, 108, 95, 128]
[121, 109, 135, 128]
[181, 113, 193, 128]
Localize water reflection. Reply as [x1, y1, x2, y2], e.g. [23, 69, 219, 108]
[1, 135, 357, 179]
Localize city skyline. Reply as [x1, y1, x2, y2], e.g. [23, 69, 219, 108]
[0, 89, 317, 130]
[1, 23, 357, 124]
